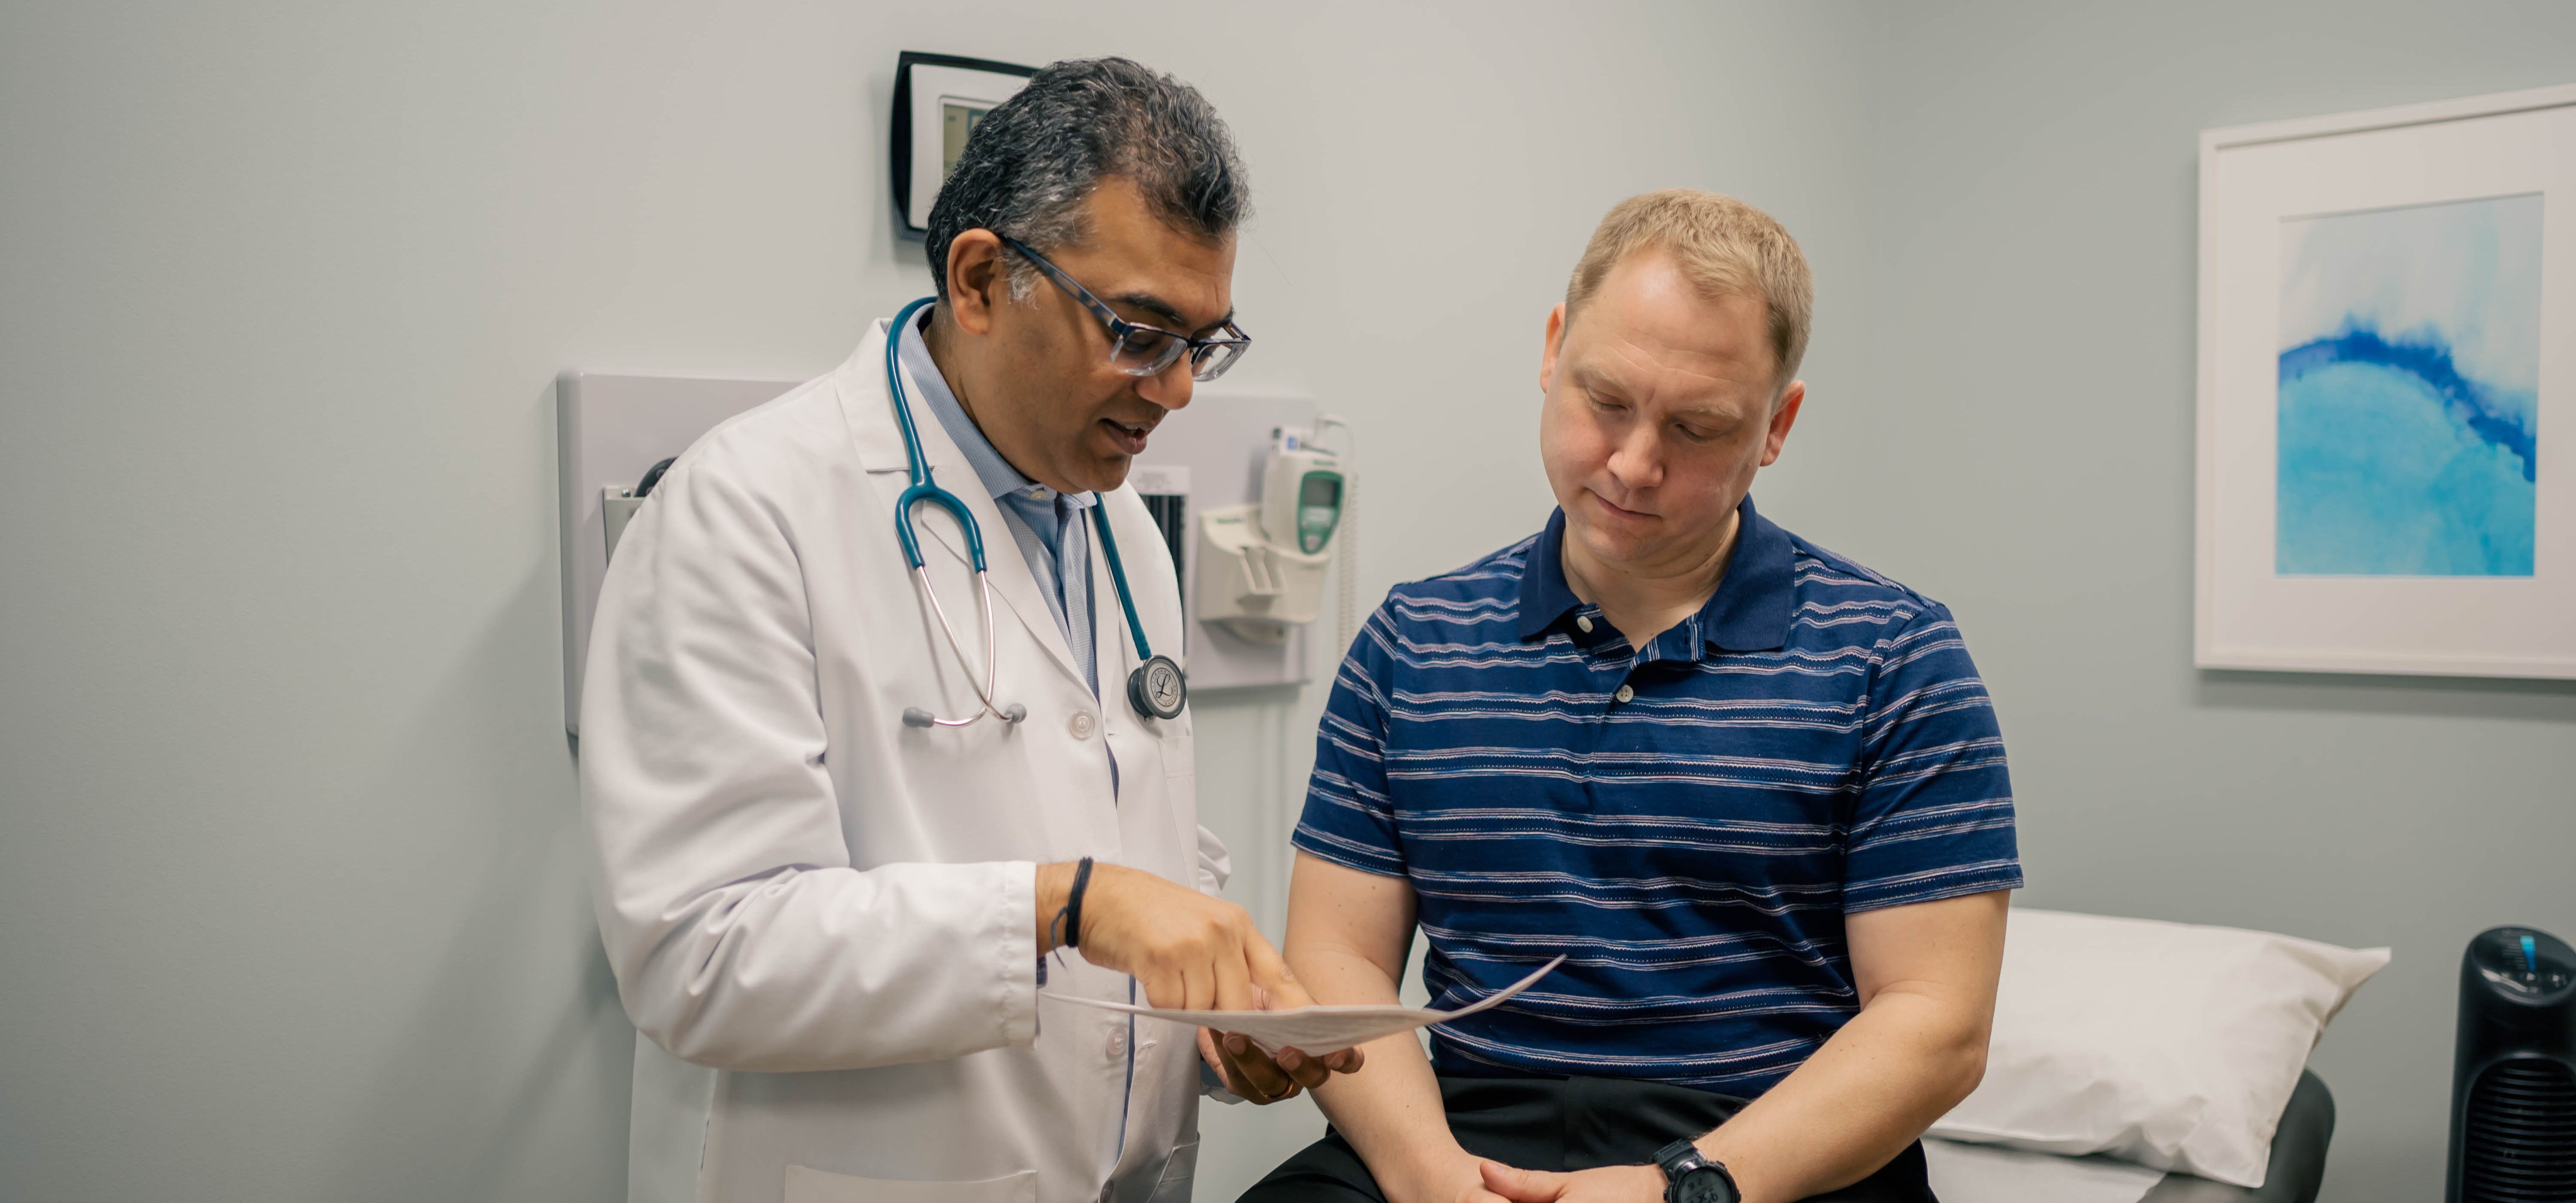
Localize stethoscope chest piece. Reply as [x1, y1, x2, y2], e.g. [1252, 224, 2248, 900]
[1128, 655, 1188, 721]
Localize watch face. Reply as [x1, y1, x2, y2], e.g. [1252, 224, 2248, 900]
[1674, 1167, 1738, 1203]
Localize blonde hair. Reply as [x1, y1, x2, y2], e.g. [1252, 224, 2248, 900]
[1564, 189, 1813, 389]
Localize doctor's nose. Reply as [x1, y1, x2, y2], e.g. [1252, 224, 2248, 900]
[1136, 358, 1195, 412]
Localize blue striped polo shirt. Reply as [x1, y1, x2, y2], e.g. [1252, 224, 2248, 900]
[1293, 497, 2022, 1096]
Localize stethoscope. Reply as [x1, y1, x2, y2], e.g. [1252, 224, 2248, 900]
[886, 296, 1189, 730]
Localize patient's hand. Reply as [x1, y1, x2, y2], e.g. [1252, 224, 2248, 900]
[1375, 1153, 1516, 1203]
[1195, 973, 1365, 1104]
[1478, 1161, 1665, 1203]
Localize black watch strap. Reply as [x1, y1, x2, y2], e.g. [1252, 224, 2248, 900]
[1652, 1138, 1740, 1203]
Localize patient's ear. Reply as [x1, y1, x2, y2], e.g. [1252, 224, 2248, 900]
[1540, 303, 1569, 394]
[1760, 380, 1805, 468]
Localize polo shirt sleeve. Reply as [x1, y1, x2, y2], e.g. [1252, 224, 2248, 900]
[1843, 602, 2024, 912]
[1292, 606, 1407, 878]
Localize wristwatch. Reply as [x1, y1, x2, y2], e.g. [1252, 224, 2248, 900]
[1653, 1138, 1741, 1203]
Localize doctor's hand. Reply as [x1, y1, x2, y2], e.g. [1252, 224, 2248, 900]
[1037, 861, 1363, 1100]
[1039, 860, 1295, 1012]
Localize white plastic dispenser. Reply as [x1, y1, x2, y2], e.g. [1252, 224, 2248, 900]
[1194, 424, 1346, 644]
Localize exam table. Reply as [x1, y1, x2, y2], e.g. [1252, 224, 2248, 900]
[2139, 1071, 2334, 1203]
[1926, 1070, 2335, 1203]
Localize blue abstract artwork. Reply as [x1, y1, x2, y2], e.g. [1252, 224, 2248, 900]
[2276, 194, 2541, 576]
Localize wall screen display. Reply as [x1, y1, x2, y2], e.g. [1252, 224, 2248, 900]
[895, 54, 1036, 233]
[941, 101, 990, 181]
[1296, 473, 1343, 553]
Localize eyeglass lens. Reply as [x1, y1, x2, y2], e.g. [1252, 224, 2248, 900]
[1187, 340, 1245, 380]
[1107, 328, 1245, 382]
[1109, 327, 1182, 375]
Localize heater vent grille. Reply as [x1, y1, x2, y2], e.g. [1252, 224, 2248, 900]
[2463, 1057, 2576, 1202]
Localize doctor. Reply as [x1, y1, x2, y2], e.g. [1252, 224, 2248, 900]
[580, 58, 1355, 1203]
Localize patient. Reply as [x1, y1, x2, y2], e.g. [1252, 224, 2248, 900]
[1243, 191, 2021, 1203]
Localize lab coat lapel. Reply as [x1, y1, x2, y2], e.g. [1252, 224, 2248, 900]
[838, 319, 1090, 694]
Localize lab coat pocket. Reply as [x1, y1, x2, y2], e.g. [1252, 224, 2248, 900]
[1147, 1138, 1199, 1203]
[782, 1166, 1037, 1203]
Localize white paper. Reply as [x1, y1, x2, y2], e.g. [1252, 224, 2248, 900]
[1045, 955, 1566, 1056]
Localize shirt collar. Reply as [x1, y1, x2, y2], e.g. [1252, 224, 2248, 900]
[897, 309, 1095, 512]
[1516, 495, 1794, 653]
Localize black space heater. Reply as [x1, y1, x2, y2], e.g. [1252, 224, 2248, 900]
[2448, 926, 2576, 1202]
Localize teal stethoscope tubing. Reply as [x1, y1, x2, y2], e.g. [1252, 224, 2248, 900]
[886, 296, 1179, 727]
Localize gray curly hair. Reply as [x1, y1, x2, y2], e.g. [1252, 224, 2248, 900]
[924, 57, 1250, 303]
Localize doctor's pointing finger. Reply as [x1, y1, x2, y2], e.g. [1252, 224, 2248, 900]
[577, 58, 1352, 1203]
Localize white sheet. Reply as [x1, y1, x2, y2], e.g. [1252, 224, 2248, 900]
[1923, 1138, 2167, 1203]
[1045, 956, 1565, 1055]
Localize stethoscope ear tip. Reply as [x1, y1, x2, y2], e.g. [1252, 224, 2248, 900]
[1001, 704, 1028, 724]
[900, 708, 936, 728]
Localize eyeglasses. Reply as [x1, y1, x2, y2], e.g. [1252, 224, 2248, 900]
[999, 234, 1252, 382]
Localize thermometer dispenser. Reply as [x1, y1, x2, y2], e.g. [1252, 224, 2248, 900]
[1195, 424, 1348, 644]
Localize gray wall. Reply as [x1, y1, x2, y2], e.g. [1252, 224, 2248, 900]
[3, 3, 2570, 1201]
[0, 3, 1869, 1201]
[1780, 4, 2576, 1200]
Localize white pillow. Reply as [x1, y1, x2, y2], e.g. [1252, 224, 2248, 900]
[1926, 908, 2389, 1188]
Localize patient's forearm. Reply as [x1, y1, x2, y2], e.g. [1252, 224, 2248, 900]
[1287, 854, 1484, 1203]
[1292, 945, 1476, 1202]
[1698, 986, 1987, 1203]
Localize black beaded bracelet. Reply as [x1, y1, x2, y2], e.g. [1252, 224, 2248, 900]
[1063, 857, 1095, 949]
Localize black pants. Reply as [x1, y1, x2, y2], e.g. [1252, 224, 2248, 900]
[1239, 1075, 1936, 1203]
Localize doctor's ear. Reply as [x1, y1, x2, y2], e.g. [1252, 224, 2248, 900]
[944, 229, 1008, 336]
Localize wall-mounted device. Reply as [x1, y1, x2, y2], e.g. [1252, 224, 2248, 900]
[600, 455, 679, 564]
[560, 375, 1353, 724]
[1195, 422, 1349, 644]
[2447, 925, 2576, 1202]
[889, 52, 1038, 235]
[1127, 392, 1351, 692]
[557, 372, 799, 735]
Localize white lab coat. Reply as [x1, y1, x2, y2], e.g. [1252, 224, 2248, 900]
[580, 318, 1224, 1203]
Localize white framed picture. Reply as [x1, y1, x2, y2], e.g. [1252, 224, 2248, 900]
[2196, 84, 2576, 679]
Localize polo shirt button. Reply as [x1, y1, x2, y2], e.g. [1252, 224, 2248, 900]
[1106, 1028, 1126, 1057]
[1070, 712, 1097, 739]
[1613, 684, 1634, 704]
[1576, 615, 1594, 633]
